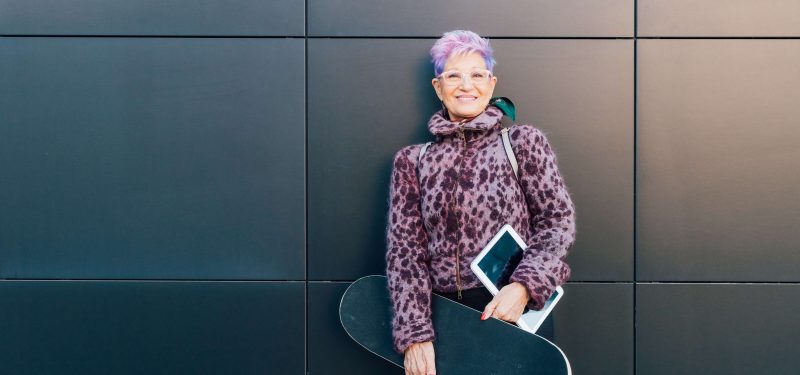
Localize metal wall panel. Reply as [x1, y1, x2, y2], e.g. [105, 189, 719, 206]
[639, 0, 800, 37]
[6, 1, 796, 373]
[0, 38, 306, 279]
[307, 39, 436, 280]
[554, 283, 634, 375]
[636, 283, 800, 374]
[0, 0, 304, 36]
[308, 39, 632, 281]
[308, 0, 632, 37]
[308, 282, 404, 374]
[489, 39, 634, 281]
[0, 281, 305, 374]
[637, 40, 800, 281]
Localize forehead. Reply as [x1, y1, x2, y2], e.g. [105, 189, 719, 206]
[443, 51, 487, 70]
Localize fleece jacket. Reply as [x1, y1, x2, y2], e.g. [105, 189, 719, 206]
[385, 104, 577, 354]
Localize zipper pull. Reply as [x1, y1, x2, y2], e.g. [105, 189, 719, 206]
[457, 287, 462, 300]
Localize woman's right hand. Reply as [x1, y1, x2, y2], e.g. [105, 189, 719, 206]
[404, 340, 436, 375]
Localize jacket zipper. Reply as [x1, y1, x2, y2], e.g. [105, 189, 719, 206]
[454, 120, 468, 300]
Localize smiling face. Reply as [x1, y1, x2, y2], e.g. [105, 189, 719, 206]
[432, 51, 498, 122]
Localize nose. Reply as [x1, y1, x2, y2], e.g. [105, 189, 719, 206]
[459, 76, 476, 90]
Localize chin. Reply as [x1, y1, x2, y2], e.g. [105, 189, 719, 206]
[451, 107, 483, 119]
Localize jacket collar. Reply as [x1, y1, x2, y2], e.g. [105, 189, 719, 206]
[427, 105, 504, 137]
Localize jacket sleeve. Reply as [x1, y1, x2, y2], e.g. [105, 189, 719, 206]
[385, 146, 435, 354]
[508, 126, 577, 311]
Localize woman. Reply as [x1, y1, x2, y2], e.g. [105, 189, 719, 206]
[385, 30, 576, 375]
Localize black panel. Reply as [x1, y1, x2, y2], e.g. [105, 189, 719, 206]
[0, 0, 304, 36]
[0, 38, 305, 279]
[308, 282, 404, 374]
[637, 40, 800, 281]
[308, 39, 632, 281]
[0, 281, 305, 374]
[639, 0, 800, 37]
[553, 283, 633, 375]
[488, 39, 634, 281]
[307, 39, 437, 280]
[637, 283, 800, 374]
[308, 0, 632, 37]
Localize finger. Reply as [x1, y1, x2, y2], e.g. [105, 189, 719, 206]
[511, 305, 526, 321]
[497, 305, 520, 322]
[506, 308, 520, 322]
[492, 300, 509, 319]
[501, 308, 521, 322]
[482, 299, 498, 320]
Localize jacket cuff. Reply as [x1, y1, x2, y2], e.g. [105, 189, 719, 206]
[510, 259, 569, 311]
[512, 275, 553, 311]
[393, 318, 436, 354]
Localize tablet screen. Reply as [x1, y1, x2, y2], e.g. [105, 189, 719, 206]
[476, 231, 524, 290]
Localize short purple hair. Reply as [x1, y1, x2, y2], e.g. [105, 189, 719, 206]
[430, 30, 496, 77]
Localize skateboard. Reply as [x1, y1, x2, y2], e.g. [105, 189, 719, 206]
[339, 275, 571, 374]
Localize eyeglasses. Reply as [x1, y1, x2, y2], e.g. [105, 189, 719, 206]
[436, 68, 493, 86]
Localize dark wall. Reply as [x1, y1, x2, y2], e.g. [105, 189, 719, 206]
[1, 1, 798, 374]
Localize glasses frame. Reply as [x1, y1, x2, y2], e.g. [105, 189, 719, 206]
[435, 68, 494, 87]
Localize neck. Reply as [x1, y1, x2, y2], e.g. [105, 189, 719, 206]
[447, 111, 481, 123]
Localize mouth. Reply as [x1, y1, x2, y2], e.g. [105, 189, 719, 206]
[456, 95, 478, 102]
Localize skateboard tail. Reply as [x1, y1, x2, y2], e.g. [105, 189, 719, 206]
[339, 275, 405, 368]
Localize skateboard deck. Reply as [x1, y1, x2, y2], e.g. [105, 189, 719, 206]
[339, 275, 571, 375]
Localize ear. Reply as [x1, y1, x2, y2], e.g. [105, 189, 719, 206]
[431, 78, 443, 101]
[486, 74, 498, 96]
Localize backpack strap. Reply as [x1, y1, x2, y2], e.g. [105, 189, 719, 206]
[492, 97, 519, 178]
[418, 141, 433, 164]
[500, 127, 519, 179]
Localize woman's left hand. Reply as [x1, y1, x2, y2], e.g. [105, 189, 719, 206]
[481, 282, 530, 323]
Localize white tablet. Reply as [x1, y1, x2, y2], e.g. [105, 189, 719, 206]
[470, 224, 564, 334]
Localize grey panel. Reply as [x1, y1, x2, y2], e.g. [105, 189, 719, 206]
[637, 283, 800, 375]
[639, 0, 800, 37]
[489, 40, 634, 281]
[0, 0, 304, 36]
[308, 39, 633, 281]
[308, 0, 632, 37]
[308, 282, 403, 374]
[307, 39, 437, 280]
[553, 283, 633, 375]
[0, 281, 304, 374]
[0, 38, 305, 279]
[637, 40, 800, 281]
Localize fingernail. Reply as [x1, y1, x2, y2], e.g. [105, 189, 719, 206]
[481, 312, 487, 320]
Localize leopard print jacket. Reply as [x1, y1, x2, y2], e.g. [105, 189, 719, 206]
[385, 104, 577, 354]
